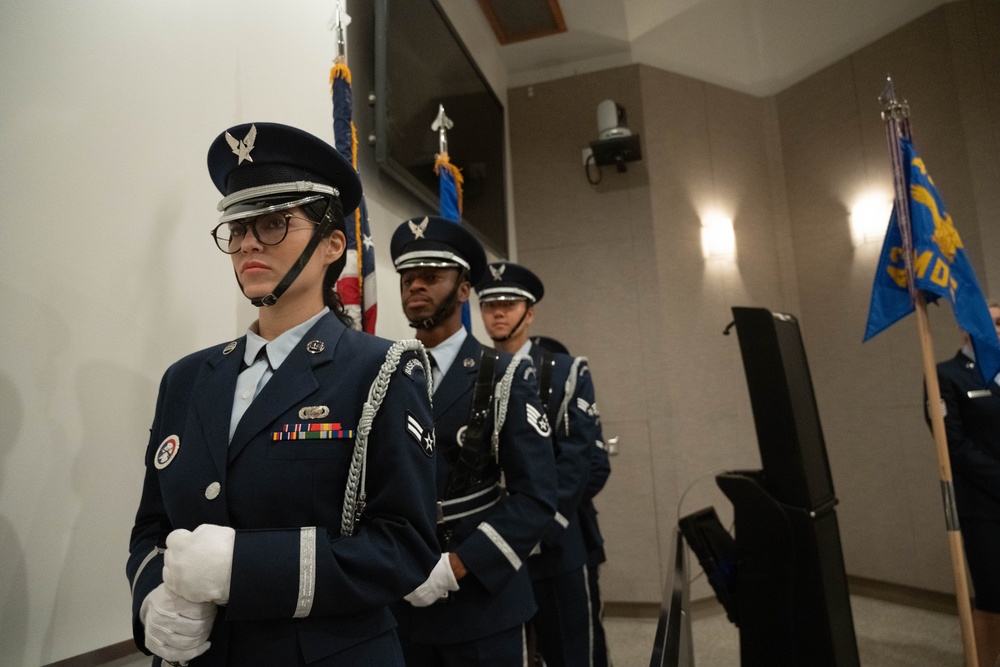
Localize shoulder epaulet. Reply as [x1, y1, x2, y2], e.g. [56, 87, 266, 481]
[556, 356, 589, 436]
[491, 354, 531, 458]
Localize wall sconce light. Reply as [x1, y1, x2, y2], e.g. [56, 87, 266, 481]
[585, 99, 642, 184]
[701, 213, 735, 259]
[850, 195, 893, 247]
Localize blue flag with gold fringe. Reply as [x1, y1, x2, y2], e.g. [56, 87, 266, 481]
[864, 138, 1000, 386]
[436, 151, 472, 332]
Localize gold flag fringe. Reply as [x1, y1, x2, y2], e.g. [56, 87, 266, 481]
[434, 152, 464, 217]
[330, 61, 365, 329]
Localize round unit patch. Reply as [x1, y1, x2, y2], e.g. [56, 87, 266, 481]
[154, 435, 180, 470]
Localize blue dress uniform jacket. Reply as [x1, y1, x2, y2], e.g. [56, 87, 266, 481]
[127, 313, 439, 665]
[580, 391, 611, 667]
[581, 417, 611, 568]
[926, 351, 1000, 520]
[393, 334, 557, 645]
[527, 344, 600, 580]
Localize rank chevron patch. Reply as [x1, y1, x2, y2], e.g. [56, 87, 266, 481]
[576, 397, 599, 418]
[526, 403, 552, 437]
[406, 410, 435, 457]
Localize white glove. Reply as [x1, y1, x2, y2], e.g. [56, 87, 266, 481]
[404, 553, 460, 607]
[163, 524, 235, 604]
[140, 582, 215, 662]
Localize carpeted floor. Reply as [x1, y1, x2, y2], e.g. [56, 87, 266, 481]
[603, 594, 963, 666]
[108, 593, 964, 667]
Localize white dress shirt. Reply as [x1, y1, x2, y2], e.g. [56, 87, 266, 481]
[426, 327, 468, 393]
[229, 307, 329, 441]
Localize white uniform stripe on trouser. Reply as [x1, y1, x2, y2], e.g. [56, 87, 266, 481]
[522, 623, 528, 667]
[583, 565, 595, 667]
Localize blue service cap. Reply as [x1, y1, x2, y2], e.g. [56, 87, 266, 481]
[476, 262, 544, 304]
[530, 335, 569, 355]
[207, 122, 362, 223]
[390, 216, 487, 285]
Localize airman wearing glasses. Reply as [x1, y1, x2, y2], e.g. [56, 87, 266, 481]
[127, 122, 438, 666]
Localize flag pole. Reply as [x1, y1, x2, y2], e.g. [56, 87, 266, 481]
[880, 77, 979, 667]
[432, 104, 471, 332]
[330, 2, 362, 304]
[328, 2, 377, 333]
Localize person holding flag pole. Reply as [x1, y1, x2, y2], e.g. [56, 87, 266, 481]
[329, 2, 377, 334]
[927, 302, 1000, 667]
[126, 120, 439, 666]
[387, 106, 558, 666]
[864, 76, 1000, 667]
[475, 266, 607, 667]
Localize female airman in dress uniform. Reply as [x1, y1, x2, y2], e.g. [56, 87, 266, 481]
[127, 122, 439, 666]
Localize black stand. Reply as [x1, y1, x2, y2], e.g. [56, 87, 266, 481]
[716, 471, 858, 667]
[681, 307, 860, 666]
[650, 528, 694, 667]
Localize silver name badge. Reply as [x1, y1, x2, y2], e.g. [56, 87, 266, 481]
[967, 389, 992, 398]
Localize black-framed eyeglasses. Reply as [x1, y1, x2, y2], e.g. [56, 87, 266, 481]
[211, 213, 317, 254]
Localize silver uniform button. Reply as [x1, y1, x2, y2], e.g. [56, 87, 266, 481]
[205, 482, 221, 500]
[463, 357, 475, 368]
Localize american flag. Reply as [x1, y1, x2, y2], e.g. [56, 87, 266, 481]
[331, 57, 377, 333]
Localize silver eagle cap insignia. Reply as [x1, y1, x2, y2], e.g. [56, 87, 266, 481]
[408, 217, 429, 239]
[225, 124, 257, 165]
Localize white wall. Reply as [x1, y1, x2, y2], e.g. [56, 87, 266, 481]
[0, 1, 505, 663]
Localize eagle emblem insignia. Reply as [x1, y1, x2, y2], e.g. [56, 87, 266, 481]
[225, 124, 257, 165]
[408, 217, 429, 239]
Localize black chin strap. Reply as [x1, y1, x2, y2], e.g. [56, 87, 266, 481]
[238, 199, 338, 308]
[488, 302, 531, 342]
[409, 279, 464, 330]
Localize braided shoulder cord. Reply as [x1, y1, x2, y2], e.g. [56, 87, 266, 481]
[556, 356, 589, 437]
[414, 342, 434, 404]
[340, 339, 432, 536]
[491, 354, 528, 460]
